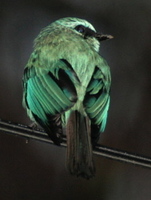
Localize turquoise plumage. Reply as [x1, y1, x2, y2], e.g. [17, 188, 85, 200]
[22, 17, 112, 179]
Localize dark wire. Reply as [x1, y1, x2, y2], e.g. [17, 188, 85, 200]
[0, 119, 151, 169]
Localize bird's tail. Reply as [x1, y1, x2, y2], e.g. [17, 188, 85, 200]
[66, 111, 95, 179]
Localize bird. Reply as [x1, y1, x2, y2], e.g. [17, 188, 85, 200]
[22, 17, 112, 179]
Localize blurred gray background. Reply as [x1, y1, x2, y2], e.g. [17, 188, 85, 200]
[0, 0, 151, 199]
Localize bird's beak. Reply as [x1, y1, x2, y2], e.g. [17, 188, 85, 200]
[95, 33, 113, 42]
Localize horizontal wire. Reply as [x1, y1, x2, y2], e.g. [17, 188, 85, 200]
[0, 118, 151, 169]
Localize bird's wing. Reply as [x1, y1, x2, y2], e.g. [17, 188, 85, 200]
[84, 61, 111, 144]
[23, 58, 80, 144]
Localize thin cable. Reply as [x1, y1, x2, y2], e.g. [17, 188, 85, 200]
[0, 119, 151, 169]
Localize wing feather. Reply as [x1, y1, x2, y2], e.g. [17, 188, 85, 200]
[84, 64, 111, 144]
[23, 59, 79, 144]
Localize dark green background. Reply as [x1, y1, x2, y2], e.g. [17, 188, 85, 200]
[0, 0, 151, 199]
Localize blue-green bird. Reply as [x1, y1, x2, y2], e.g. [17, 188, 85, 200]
[22, 17, 112, 179]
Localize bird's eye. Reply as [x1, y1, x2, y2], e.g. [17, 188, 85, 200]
[75, 25, 86, 34]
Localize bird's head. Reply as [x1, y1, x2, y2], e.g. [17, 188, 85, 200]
[53, 17, 113, 52]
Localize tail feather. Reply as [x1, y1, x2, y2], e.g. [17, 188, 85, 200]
[66, 111, 95, 179]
